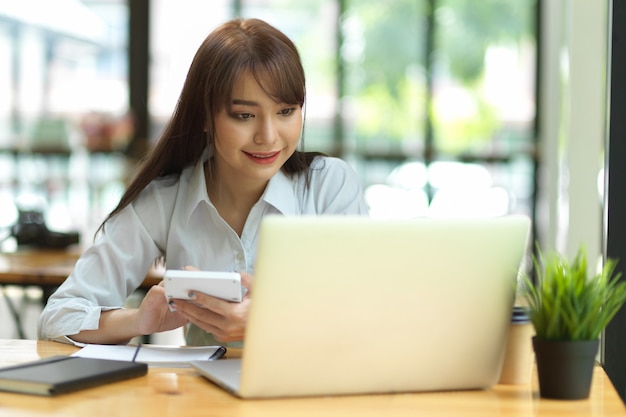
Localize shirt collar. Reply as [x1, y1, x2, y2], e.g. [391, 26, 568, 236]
[182, 153, 299, 223]
[261, 169, 298, 215]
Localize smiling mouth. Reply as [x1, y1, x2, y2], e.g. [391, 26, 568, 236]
[244, 150, 281, 164]
[248, 152, 279, 158]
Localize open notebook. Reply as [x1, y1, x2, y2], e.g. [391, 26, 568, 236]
[192, 215, 531, 399]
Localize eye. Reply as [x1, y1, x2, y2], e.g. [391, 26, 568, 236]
[278, 107, 297, 116]
[231, 112, 254, 120]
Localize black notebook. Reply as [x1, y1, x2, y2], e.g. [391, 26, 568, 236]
[0, 355, 148, 396]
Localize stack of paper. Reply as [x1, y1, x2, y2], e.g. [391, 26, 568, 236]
[72, 344, 225, 367]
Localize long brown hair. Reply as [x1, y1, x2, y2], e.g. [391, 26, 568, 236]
[98, 18, 322, 234]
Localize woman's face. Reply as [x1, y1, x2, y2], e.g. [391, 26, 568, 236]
[211, 71, 303, 187]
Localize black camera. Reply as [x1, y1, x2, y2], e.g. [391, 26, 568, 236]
[11, 209, 80, 249]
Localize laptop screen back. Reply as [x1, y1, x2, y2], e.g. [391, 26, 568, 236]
[237, 215, 530, 398]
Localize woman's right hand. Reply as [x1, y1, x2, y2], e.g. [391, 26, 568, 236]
[136, 282, 189, 335]
[71, 282, 188, 345]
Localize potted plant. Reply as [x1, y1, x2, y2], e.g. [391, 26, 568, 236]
[522, 246, 626, 399]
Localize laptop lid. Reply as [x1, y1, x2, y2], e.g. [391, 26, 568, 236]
[193, 215, 530, 399]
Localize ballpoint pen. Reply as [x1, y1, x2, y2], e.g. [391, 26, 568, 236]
[208, 346, 227, 361]
[131, 343, 142, 362]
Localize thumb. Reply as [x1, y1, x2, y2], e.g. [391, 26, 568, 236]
[182, 265, 200, 271]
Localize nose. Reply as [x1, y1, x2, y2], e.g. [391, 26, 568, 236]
[253, 116, 278, 145]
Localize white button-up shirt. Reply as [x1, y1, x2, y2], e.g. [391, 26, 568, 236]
[37, 155, 369, 344]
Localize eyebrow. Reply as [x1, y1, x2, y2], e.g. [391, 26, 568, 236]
[231, 99, 259, 106]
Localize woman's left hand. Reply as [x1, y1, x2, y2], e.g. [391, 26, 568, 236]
[169, 271, 253, 343]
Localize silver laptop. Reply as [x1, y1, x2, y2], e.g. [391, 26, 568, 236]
[191, 215, 530, 399]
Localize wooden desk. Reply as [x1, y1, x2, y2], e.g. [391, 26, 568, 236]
[0, 250, 162, 338]
[0, 249, 163, 289]
[0, 339, 624, 417]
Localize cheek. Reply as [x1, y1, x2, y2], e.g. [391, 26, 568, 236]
[285, 119, 303, 146]
[214, 118, 237, 138]
[214, 122, 245, 150]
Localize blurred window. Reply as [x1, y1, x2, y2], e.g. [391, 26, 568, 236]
[342, 0, 536, 219]
[149, 0, 231, 139]
[0, 1, 537, 224]
[0, 0, 129, 150]
[0, 0, 129, 234]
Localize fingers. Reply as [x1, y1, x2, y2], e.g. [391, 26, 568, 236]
[175, 301, 226, 335]
[183, 265, 200, 271]
[137, 284, 188, 335]
[239, 272, 253, 292]
[170, 292, 248, 342]
[172, 299, 245, 342]
[189, 290, 226, 310]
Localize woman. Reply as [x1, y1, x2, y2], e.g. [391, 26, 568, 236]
[37, 18, 368, 347]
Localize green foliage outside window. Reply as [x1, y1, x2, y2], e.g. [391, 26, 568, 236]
[344, 0, 535, 155]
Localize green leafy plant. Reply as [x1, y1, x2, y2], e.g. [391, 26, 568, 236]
[522, 246, 626, 341]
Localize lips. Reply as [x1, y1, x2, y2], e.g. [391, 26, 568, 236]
[244, 150, 281, 164]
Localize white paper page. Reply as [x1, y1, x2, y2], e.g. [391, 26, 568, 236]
[71, 344, 225, 367]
